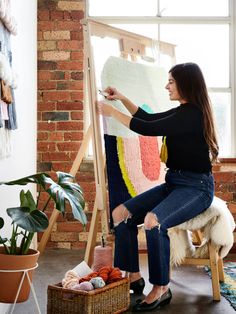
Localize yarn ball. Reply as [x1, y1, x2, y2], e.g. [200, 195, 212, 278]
[79, 267, 123, 284]
[62, 270, 80, 289]
[90, 276, 106, 289]
[72, 281, 94, 291]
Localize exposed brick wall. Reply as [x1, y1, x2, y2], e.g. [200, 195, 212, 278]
[37, 0, 97, 250]
[37, 1, 236, 252]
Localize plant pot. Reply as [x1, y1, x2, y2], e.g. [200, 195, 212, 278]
[0, 247, 39, 303]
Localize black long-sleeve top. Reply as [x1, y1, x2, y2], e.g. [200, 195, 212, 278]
[130, 103, 212, 173]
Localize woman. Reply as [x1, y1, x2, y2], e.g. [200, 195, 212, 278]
[97, 62, 218, 312]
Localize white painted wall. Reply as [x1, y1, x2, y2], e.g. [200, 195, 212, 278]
[0, 1, 37, 310]
[0, 0, 37, 236]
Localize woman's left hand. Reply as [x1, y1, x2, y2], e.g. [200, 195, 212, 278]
[96, 101, 114, 117]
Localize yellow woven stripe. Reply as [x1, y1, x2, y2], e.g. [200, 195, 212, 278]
[117, 137, 137, 197]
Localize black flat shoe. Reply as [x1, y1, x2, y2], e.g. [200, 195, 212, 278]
[132, 288, 172, 312]
[130, 277, 145, 295]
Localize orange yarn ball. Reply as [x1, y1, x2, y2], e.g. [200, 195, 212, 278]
[79, 267, 122, 284]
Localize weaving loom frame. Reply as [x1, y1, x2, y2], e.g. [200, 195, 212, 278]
[82, 19, 176, 265]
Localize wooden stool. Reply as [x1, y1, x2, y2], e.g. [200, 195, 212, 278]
[182, 230, 224, 301]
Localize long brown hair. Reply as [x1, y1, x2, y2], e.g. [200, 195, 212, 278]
[169, 62, 219, 163]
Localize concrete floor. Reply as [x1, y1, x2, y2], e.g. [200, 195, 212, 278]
[1, 248, 235, 314]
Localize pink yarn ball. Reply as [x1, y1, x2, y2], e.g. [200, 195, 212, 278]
[73, 281, 94, 291]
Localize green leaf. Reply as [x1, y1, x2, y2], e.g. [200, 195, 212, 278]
[1, 171, 87, 226]
[0, 236, 7, 244]
[0, 217, 4, 229]
[45, 171, 87, 225]
[20, 190, 37, 212]
[0, 173, 50, 188]
[7, 207, 49, 232]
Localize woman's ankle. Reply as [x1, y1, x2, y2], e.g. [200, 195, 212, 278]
[129, 272, 142, 283]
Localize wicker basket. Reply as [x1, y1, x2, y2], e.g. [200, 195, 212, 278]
[47, 278, 130, 314]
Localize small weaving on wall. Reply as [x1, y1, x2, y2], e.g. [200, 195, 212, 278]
[0, 0, 17, 159]
[100, 56, 171, 226]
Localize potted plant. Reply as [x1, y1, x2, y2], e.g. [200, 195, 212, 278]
[0, 171, 86, 303]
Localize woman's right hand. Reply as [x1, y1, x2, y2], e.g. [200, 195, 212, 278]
[104, 86, 125, 101]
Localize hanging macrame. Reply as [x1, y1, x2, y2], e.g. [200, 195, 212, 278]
[0, 0, 17, 159]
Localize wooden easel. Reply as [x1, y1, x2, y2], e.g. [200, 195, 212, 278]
[38, 20, 176, 265]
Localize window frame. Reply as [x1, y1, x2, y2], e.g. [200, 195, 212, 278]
[85, 0, 236, 158]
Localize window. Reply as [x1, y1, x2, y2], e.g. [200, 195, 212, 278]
[87, 0, 235, 157]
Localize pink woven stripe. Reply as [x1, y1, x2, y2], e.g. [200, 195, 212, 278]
[121, 137, 160, 194]
[139, 136, 160, 180]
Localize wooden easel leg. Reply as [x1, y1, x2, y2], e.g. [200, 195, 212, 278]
[37, 126, 92, 254]
[208, 241, 221, 301]
[84, 199, 101, 266]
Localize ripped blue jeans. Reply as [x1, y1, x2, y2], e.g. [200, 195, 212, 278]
[113, 169, 214, 285]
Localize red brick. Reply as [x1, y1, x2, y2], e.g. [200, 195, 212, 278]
[69, 11, 84, 21]
[64, 131, 83, 141]
[38, 21, 55, 31]
[71, 51, 84, 60]
[57, 101, 83, 110]
[57, 142, 80, 151]
[38, 60, 56, 70]
[43, 91, 71, 101]
[56, 81, 69, 90]
[37, 121, 56, 132]
[57, 40, 81, 50]
[38, 70, 51, 80]
[56, 60, 83, 70]
[71, 91, 83, 101]
[76, 173, 95, 183]
[48, 132, 64, 141]
[50, 10, 64, 21]
[38, 132, 49, 141]
[38, 10, 50, 21]
[84, 192, 96, 202]
[70, 30, 83, 41]
[213, 172, 235, 183]
[68, 81, 84, 90]
[57, 81, 83, 91]
[38, 142, 56, 152]
[38, 101, 56, 111]
[42, 152, 71, 161]
[80, 182, 96, 192]
[56, 121, 83, 130]
[38, 81, 57, 90]
[228, 203, 236, 213]
[70, 111, 83, 120]
[51, 162, 71, 172]
[51, 71, 65, 80]
[56, 21, 81, 31]
[57, 222, 84, 232]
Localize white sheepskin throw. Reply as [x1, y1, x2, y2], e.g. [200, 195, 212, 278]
[169, 196, 235, 266]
